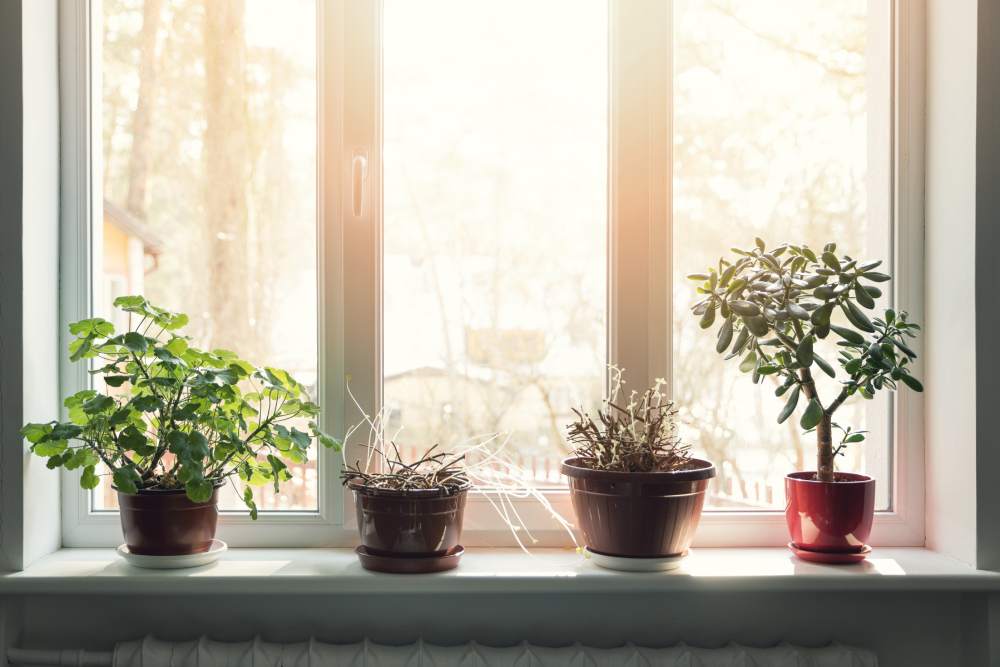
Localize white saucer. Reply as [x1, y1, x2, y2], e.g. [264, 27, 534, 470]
[116, 539, 227, 569]
[585, 546, 688, 572]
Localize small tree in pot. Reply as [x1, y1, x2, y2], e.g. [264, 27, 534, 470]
[561, 369, 716, 570]
[21, 296, 339, 556]
[688, 240, 922, 560]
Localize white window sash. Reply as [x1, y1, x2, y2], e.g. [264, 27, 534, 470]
[59, 0, 344, 547]
[60, 0, 924, 548]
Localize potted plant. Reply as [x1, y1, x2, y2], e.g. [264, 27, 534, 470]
[342, 444, 471, 574]
[340, 389, 576, 572]
[561, 369, 716, 570]
[688, 240, 922, 562]
[21, 295, 339, 556]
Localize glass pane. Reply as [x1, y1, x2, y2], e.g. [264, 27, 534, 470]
[672, 1, 892, 509]
[98, 0, 318, 511]
[382, 0, 608, 484]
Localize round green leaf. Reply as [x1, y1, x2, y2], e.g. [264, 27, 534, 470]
[830, 324, 865, 344]
[699, 306, 716, 329]
[716, 318, 734, 353]
[854, 283, 875, 309]
[800, 398, 824, 430]
[796, 336, 814, 367]
[777, 386, 800, 424]
[899, 373, 924, 392]
[729, 300, 761, 317]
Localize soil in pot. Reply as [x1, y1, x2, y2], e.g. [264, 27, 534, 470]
[785, 471, 875, 555]
[349, 481, 469, 569]
[561, 457, 716, 558]
[117, 485, 221, 556]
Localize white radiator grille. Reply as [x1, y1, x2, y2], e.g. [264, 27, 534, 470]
[100, 637, 878, 667]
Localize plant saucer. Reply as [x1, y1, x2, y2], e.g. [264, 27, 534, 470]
[115, 539, 227, 569]
[788, 542, 871, 564]
[585, 547, 688, 572]
[355, 545, 464, 574]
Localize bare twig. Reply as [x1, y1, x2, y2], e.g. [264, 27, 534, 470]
[566, 369, 691, 473]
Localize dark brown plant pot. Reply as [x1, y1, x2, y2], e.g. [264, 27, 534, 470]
[561, 457, 716, 558]
[785, 471, 875, 553]
[350, 481, 469, 557]
[117, 486, 221, 556]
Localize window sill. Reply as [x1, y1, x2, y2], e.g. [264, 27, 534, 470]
[2, 547, 997, 595]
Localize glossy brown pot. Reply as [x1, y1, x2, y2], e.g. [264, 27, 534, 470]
[561, 457, 716, 558]
[117, 486, 220, 556]
[350, 481, 469, 557]
[785, 471, 875, 553]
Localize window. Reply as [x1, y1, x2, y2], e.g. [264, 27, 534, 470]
[671, 0, 892, 511]
[97, 0, 318, 513]
[382, 0, 608, 485]
[62, 0, 921, 547]
[62, 0, 334, 547]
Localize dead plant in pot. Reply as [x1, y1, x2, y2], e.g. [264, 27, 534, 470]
[341, 386, 574, 573]
[21, 296, 339, 557]
[561, 367, 716, 570]
[688, 240, 922, 562]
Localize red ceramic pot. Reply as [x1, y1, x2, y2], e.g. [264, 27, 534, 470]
[784, 472, 875, 553]
[117, 486, 221, 556]
[350, 481, 469, 557]
[562, 457, 715, 558]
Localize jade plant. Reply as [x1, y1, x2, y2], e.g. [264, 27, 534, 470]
[21, 295, 340, 517]
[687, 240, 922, 482]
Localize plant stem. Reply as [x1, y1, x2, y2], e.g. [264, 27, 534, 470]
[827, 386, 851, 417]
[797, 366, 834, 482]
[797, 367, 820, 406]
[817, 413, 834, 482]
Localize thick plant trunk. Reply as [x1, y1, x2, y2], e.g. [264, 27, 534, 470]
[816, 413, 835, 482]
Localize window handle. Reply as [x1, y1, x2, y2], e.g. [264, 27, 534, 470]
[352, 152, 368, 218]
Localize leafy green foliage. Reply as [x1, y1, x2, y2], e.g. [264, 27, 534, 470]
[688, 240, 923, 478]
[20, 295, 341, 516]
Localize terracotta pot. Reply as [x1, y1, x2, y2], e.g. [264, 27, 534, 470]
[561, 457, 716, 558]
[350, 481, 469, 557]
[785, 471, 875, 553]
[117, 486, 220, 556]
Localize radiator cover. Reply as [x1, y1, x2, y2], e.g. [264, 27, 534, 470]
[106, 636, 878, 667]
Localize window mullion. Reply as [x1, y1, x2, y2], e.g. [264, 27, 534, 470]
[608, 0, 673, 396]
[60, 0, 100, 538]
[335, 0, 383, 528]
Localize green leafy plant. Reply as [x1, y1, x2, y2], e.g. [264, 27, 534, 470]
[20, 295, 340, 517]
[687, 240, 922, 482]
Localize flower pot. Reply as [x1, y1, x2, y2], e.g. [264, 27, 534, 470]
[561, 457, 716, 558]
[117, 486, 221, 556]
[784, 471, 875, 554]
[350, 481, 469, 558]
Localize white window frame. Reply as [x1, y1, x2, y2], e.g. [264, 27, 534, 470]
[60, 0, 924, 548]
[59, 0, 347, 547]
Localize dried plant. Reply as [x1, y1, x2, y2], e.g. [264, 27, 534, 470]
[341, 443, 469, 494]
[567, 367, 692, 473]
[340, 383, 576, 551]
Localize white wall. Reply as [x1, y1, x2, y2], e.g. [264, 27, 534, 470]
[924, 0, 978, 566]
[0, 0, 26, 574]
[0, 0, 61, 571]
[20, 0, 61, 567]
[975, 0, 1000, 571]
